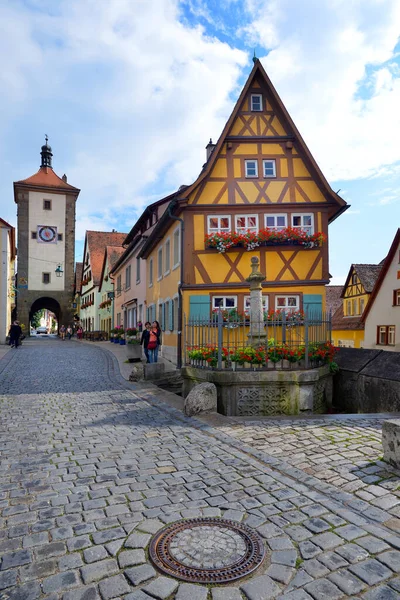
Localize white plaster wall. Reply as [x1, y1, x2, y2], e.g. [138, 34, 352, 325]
[28, 191, 66, 291]
[0, 227, 9, 342]
[364, 240, 400, 352]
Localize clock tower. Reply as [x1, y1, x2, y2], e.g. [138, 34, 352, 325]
[13, 139, 80, 332]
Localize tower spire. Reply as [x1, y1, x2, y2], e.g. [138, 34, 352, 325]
[40, 135, 53, 168]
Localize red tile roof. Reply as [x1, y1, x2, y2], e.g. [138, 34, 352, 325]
[326, 285, 343, 315]
[331, 304, 364, 331]
[86, 231, 127, 286]
[15, 167, 79, 191]
[98, 246, 126, 292]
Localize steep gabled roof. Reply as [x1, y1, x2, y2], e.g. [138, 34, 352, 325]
[361, 228, 400, 323]
[14, 167, 80, 193]
[84, 231, 127, 286]
[326, 285, 343, 315]
[341, 264, 383, 297]
[98, 246, 125, 292]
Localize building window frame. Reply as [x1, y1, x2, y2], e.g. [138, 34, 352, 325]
[173, 226, 181, 270]
[207, 215, 231, 235]
[149, 258, 153, 287]
[125, 265, 131, 290]
[250, 94, 262, 112]
[291, 213, 314, 235]
[164, 238, 171, 275]
[57, 233, 63, 241]
[263, 159, 277, 178]
[264, 214, 287, 231]
[245, 159, 258, 178]
[235, 214, 258, 234]
[116, 274, 122, 296]
[157, 247, 163, 281]
[42, 272, 51, 284]
[136, 256, 141, 284]
[275, 295, 300, 312]
[43, 199, 52, 211]
[393, 289, 400, 306]
[377, 325, 396, 346]
[212, 296, 237, 310]
[31, 231, 37, 240]
[244, 295, 268, 314]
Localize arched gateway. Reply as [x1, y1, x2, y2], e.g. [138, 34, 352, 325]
[13, 139, 80, 333]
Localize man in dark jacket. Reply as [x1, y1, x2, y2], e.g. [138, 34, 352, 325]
[140, 321, 151, 363]
[9, 321, 22, 348]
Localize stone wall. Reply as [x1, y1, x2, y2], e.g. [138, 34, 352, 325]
[333, 348, 400, 413]
[182, 366, 333, 416]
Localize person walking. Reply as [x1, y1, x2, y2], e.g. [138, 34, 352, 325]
[59, 325, 66, 340]
[9, 321, 22, 348]
[148, 320, 161, 363]
[77, 326, 83, 340]
[140, 321, 151, 363]
[66, 325, 73, 340]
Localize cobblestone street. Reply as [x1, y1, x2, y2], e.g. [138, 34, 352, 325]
[1, 340, 400, 599]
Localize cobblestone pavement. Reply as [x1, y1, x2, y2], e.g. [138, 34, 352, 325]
[1, 342, 400, 599]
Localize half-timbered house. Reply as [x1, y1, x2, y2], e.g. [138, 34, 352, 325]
[138, 59, 348, 365]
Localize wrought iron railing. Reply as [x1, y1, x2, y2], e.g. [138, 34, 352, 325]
[184, 310, 333, 370]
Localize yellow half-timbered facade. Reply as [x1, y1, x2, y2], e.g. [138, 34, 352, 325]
[138, 59, 348, 365]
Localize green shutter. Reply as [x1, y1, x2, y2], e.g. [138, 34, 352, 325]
[189, 295, 211, 321]
[303, 294, 323, 317]
[169, 300, 174, 331]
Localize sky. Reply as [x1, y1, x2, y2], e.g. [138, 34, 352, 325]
[1, 0, 400, 285]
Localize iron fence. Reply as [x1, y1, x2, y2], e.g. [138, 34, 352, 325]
[184, 310, 332, 370]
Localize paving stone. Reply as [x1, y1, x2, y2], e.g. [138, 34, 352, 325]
[267, 564, 295, 584]
[335, 524, 368, 541]
[328, 568, 367, 594]
[0, 569, 18, 590]
[1, 549, 32, 570]
[124, 592, 152, 600]
[298, 541, 321, 560]
[175, 582, 211, 600]
[59, 553, 84, 571]
[302, 559, 330, 578]
[22, 532, 49, 548]
[81, 559, 119, 584]
[312, 532, 345, 551]
[278, 591, 314, 599]
[143, 576, 180, 599]
[286, 569, 313, 590]
[124, 532, 151, 549]
[92, 528, 126, 545]
[63, 586, 101, 600]
[349, 558, 393, 585]
[67, 534, 92, 552]
[35, 541, 66, 560]
[19, 559, 57, 582]
[83, 545, 109, 563]
[271, 550, 297, 567]
[376, 550, 400, 572]
[42, 570, 80, 593]
[125, 563, 157, 585]
[118, 550, 146, 568]
[357, 535, 390, 553]
[211, 587, 243, 600]
[98, 574, 132, 599]
[240, 575, 281, 599]
[268, 537, 295, 551]
[318, 551, 349, 571]
[105, 540, 124, 556]
[362, 585, 400, 599]
[1, 581, 41, 599]
[304, 578, 344, 599]
[336, 543, 370, 563]
[135, 518, 163, 534]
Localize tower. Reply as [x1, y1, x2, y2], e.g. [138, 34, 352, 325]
[13, 138, 80, 331]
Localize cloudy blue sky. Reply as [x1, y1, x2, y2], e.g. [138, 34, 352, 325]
[1, 0, 400, 284]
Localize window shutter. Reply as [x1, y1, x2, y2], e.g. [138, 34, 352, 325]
[162, 303, 166, 330]
[189, 295, 211, 321]
[303, 294, 323, 318]
[169, 301, 174, 331]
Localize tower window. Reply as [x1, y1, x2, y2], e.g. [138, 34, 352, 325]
[43, 272, 50, 284]
[43, 199, 52, 210]
[31, 231, 37, 239]
[57, 233, 63, 241]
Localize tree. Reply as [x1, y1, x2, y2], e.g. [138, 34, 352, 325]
[31, 310, 43, 329]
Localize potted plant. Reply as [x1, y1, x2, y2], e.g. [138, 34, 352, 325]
[126, 328, 142, 362]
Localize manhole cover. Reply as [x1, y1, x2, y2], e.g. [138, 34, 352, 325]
[148, 517, 266, 584]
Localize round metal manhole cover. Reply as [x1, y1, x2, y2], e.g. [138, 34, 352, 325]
[148, 517, 266, 584]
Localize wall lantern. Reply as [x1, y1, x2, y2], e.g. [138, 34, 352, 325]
[55, 264, 64, 277]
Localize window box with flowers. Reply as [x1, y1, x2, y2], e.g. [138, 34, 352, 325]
[205, 227, 326, 253]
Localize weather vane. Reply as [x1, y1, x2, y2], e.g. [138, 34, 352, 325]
[45, 134, 48, 144]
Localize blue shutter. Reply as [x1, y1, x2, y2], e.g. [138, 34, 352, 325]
[146, 307, 149, 322]
[189, 295, 211, 322]
[303, 294, 323, 318]
[162, 303, 166, 330]
[169, 300, 173, 331]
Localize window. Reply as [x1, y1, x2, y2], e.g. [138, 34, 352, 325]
[139, 304, 143, 324]
[346, 300, 352, 316]
[165, 239, 171, 274]
[394, 290, 400, 306]
[352, 298, 358, 316]
[173, 227, 180, 268]
[158, 247, 163, 280]
[164, 301, 170, 331]
[292, 214, 314, 235]
[235, 215, 258, 233]
[244, 296, 268, 314]
[338, 339, 354, 348]
[136, 257, 140, 283]
[117, 313, 121, 327]
[250, 94, 262, 111]
[351, 273, 357, 285]
[43, 199, 52, 210]
[265, 214, 287, 230]
[245, 160, 258, 178]
[212, 296, 237, 309]
[57, 233, 63, 241]
[125, 265, 131, 289]
[377, 325, 396, 346]
[207, 215, 231, 234]
[31, 231, 37, 239]
[149, 258, 153, 286]
[275, 295, 300, 312]
[263, 160, 276, 178]
[42, 272, 50, 284]
[360, 297, 365, 314]
[116, 274, 122, 296]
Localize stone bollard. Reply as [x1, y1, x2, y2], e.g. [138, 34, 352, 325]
[382, 420, 400, 469]
[184, 382, 217, 416]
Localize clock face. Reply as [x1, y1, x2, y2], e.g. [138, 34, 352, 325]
[38, 226, 56, 243]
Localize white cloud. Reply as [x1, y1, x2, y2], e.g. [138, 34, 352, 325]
[329, 275, 346, 285]
[241, 0, 400, 181]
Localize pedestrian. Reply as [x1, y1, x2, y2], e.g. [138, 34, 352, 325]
[59, 325, 66, 340]
[140, 321, 151, 363]
[77, 326, 83, 340]
[8, 321, 22, 348]
[147, 320, 161, 363]
[66, 325, 73, 340]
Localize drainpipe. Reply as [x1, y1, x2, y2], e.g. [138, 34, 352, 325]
[109, 274, 115, 331]
[167, 200, 184, 369]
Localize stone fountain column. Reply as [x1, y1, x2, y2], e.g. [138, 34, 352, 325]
[246, 256, 267, 347]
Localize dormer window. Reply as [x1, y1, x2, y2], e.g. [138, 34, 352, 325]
[251, 94, 262, 111]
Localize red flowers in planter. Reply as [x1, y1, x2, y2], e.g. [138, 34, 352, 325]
[205, 227, 327, 253]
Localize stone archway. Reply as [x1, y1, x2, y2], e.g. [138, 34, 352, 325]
[29, 297, 61, 334]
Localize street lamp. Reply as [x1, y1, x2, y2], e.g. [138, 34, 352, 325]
[55, 264, 64, 277]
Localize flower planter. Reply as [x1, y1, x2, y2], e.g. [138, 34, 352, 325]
[119, 339, 126, 345]
[126, 343, 142, 362]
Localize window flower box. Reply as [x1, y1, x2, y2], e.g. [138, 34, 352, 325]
[205, 227, 326, 254]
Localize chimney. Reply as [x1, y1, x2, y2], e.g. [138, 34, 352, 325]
[62, 174, 67, 182]
[206, 138, 216, 161]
